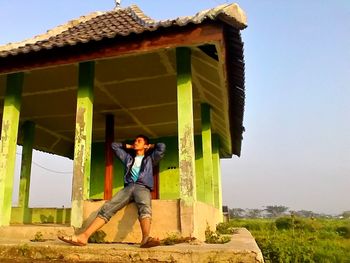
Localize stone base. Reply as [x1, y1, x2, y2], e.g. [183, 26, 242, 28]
[0, 224, 74, 241]
[0, 228, 264, 263]
[82, 199, 222, 242]
[194, 201, 223, 240]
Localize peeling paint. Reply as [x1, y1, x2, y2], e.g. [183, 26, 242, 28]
[2, 120, 9, 143]
[0, 72, 23, 226]
[71, 61, 94, 228]
[179, 126, 195, 198]
[72, 103, 90, 202]
[176, 47, 196, 205]
[76, 107, 86, 138]
[72, 144, 84, 200]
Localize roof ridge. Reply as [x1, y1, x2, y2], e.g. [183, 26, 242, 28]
[0, 11, 104, 52]
[151, 3, 247, 30]
[192, 3, 232, 19]
[217, 3, 247, 28]
[128, 4, 156, 26]
[0, 3, 247, 57]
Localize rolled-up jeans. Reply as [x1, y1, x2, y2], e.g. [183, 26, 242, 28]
[97, 183, 152, 222]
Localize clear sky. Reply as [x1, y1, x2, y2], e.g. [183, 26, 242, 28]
[1, 0, 349, 215]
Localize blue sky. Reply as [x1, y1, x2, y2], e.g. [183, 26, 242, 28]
[1, 0, 349, 214]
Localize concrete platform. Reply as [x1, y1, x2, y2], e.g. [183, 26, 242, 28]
[0, 225, 264, 262]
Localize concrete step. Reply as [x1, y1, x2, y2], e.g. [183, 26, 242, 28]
[0, 224, 74, 241]
[0, 227, 264, 262]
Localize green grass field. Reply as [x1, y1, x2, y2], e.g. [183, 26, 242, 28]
[217, 217, 350, 263]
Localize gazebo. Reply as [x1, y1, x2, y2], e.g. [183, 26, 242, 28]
[0, 3, 246, 241]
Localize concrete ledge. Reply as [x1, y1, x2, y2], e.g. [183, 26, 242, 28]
[0, 224, 74, 241]
[83, 199, 181, 243]
[11, 207, 71, 224]
[83, 199, 223, 242]
[0, 228, 264, 262]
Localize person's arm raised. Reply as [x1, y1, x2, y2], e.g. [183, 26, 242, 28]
[111, 142, 131, 163]
[151, 143, 166, 166]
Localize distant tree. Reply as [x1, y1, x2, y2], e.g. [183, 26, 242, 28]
[229, 208, 246, 218]
[341, 211, 350, 218]
[295, 210, 315, 218]
[265, 205, 289, 218]
[246, 209, 263, 218]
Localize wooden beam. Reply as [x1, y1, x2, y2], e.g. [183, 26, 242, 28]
[158, 51, 175, 74]
[104, 114, 114, 200]
[36, 124, 73, 143]
[216, 34, 235, 157]
[96, 73, 175, 87]
[95, 82, 157, 138]
[0, 23, 224, 75]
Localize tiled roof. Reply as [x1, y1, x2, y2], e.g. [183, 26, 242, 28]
[0, 3, 247, 156]
[0, 4, 247, 58]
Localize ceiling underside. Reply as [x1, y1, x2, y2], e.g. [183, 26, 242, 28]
[0, 46, 232, 159]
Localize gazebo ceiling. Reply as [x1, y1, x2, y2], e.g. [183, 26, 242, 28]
[0, 46, 230, 158]
[0, 3, 247, 159]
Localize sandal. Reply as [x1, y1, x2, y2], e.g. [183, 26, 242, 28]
[140, 236, 160, 248]
[58, 235, 87, 246]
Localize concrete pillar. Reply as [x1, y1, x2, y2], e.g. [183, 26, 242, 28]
[71, 61, 94, 228]
[104, 114, 114, 200]
[212, 135, 223, 218]
[18, 121, 35, 223]
[176, 47, 197, 237]
[201, 103, 214, 206]
[0, 72, 24, 226]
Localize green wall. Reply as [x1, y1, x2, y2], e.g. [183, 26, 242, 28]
[90, 142, 124, 200]
[158, 136, 180, 199]
[11, 207, 71, 224]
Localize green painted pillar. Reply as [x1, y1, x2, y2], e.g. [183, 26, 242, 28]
[176, 47, 197, 237]
[212, 135, 223, 214]
[176, 47, 196, 203]
[195, 136, 205, 202]
[18, 121, 35, 223]
[71, 61, 95, 228]
[0, 72, 24, 226]
[201, 103, 214, 206]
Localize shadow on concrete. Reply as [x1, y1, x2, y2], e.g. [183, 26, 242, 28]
[115, 203, 138, 242]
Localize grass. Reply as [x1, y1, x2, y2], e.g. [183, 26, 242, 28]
[205, 224, 231, 244]
[216, 217, 350, 263]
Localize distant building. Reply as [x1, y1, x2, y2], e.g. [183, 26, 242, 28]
[222, 205, 230, 222]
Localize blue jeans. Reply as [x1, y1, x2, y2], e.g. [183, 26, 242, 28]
[97, 183, 152, 222]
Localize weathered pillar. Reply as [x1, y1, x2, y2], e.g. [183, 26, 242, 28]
[176, 47, 197, 237]
[104, 114, 114, 200]
[18, 121, 35, 223]
[71, 61, 94, 228]
[0, 72, 24, 226]
[201, 103, 214, 206]
[212, 135, 223, 217]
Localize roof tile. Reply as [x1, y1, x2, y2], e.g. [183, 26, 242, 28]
[0, 3, 247, 156]
[0, 4, 247, 57]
